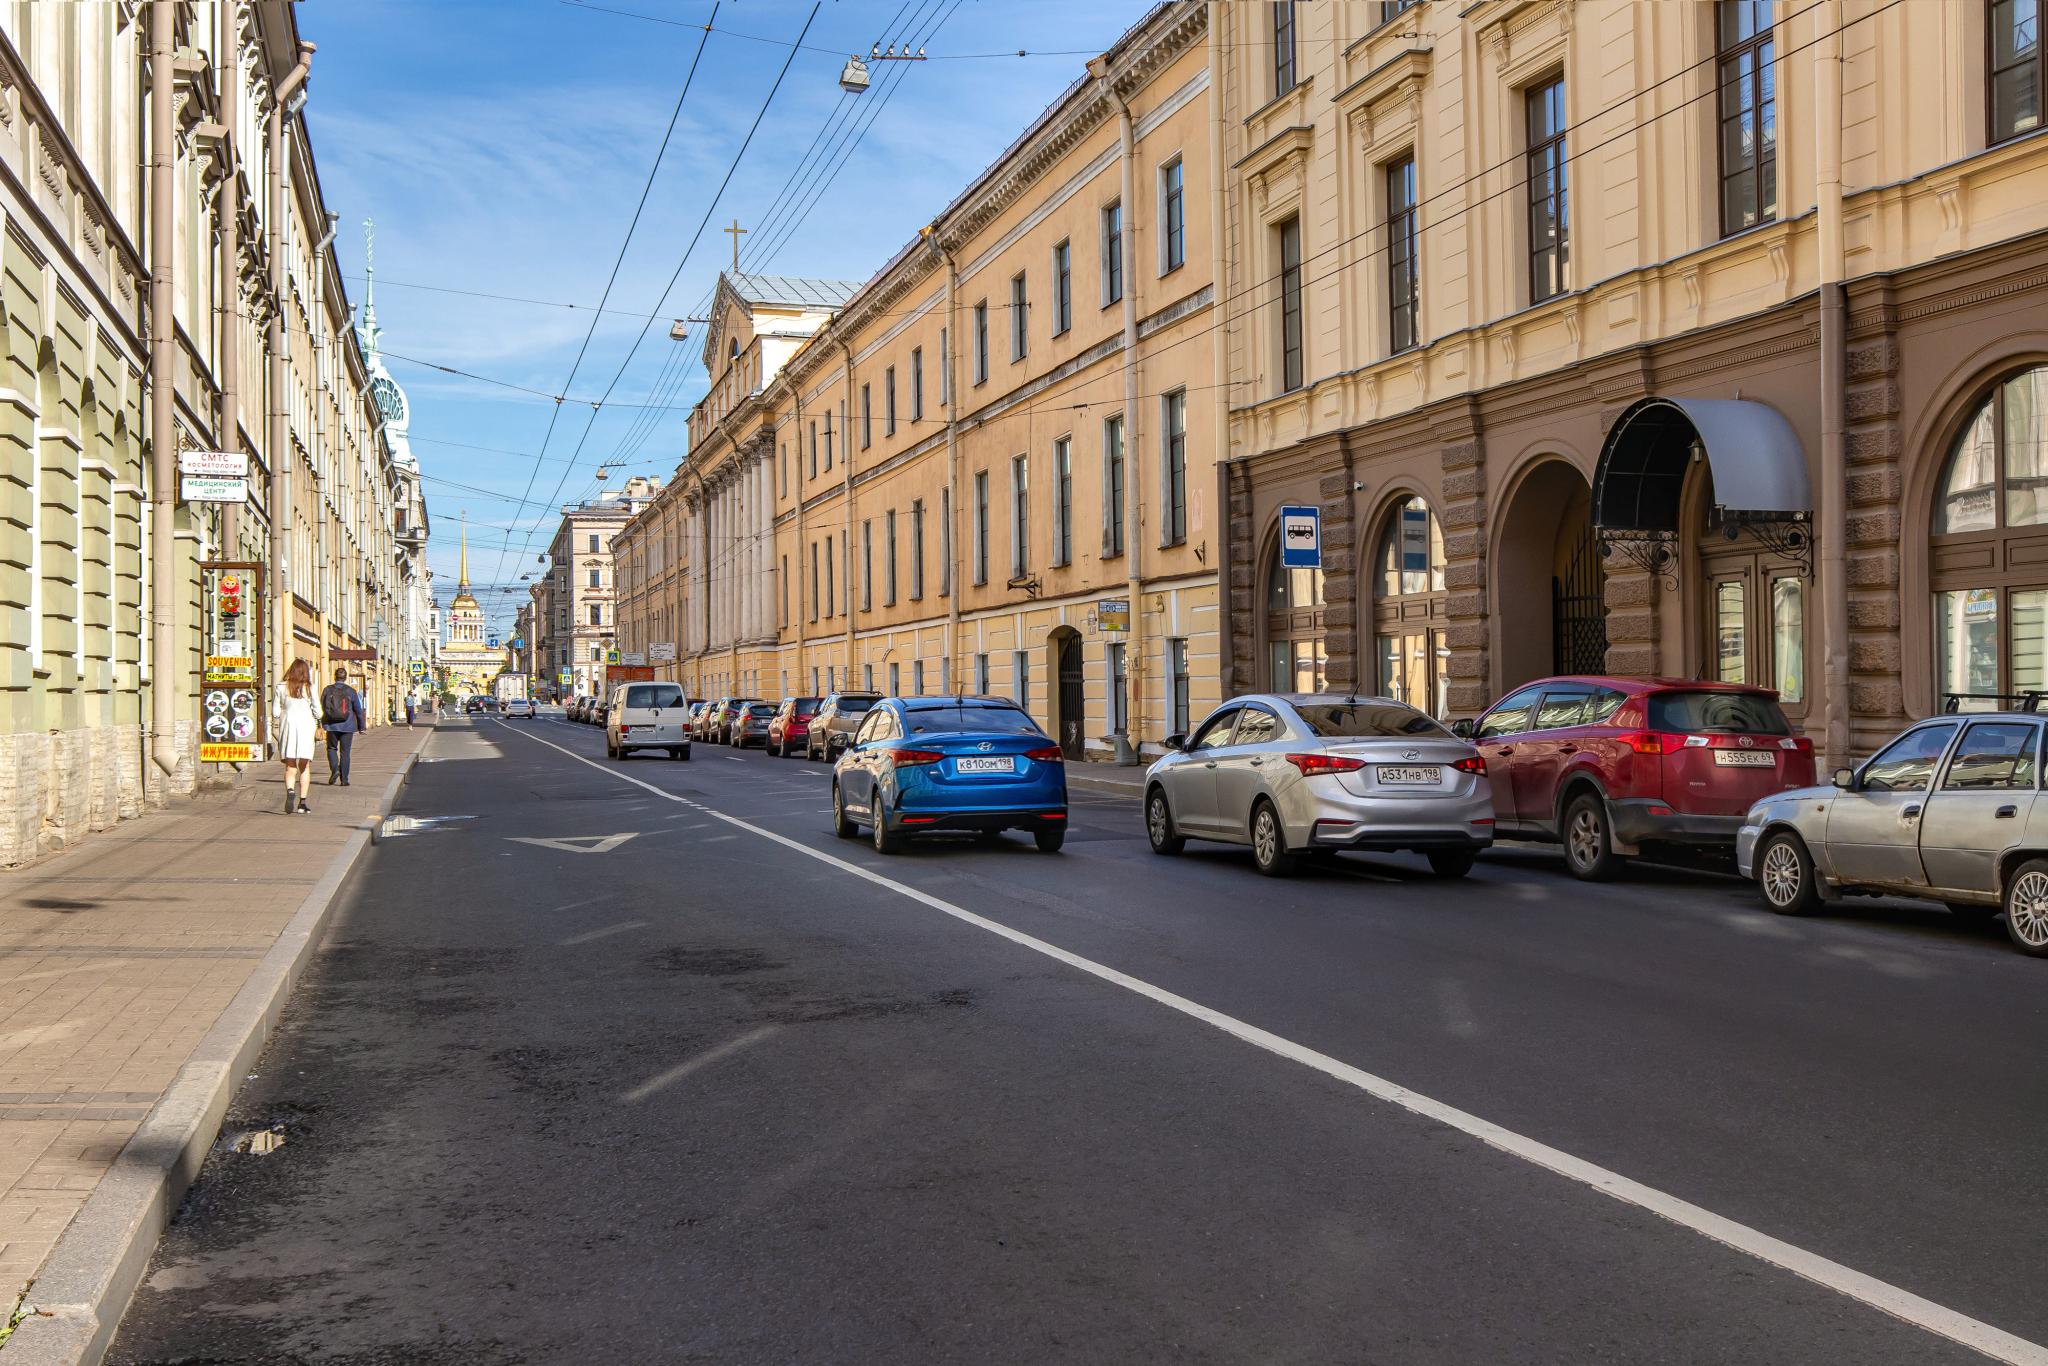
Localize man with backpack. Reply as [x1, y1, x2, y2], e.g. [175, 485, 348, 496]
[321, 667, 367, 787]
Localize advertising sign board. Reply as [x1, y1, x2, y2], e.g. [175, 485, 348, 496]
[1097, 599, 1130, 633]
[180, 474, 248, 504]
[622, 651, 647, 667]
[199, 563, 265, 763]
[649, 641, 677, 663]
[179, 451, 249, 478]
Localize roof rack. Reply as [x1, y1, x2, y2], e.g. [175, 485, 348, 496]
[1941, 691, 2046, 713]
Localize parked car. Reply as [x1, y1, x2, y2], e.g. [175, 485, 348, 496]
[503, 698, 536, 720]
[568, 695, 593, 723]
[1453, 676, 1814, 880]
[732, 701, 777, 748]
[1146, 693, 1491, 878]
[591, 698, 609, 726]
[1739, 704, 2048, 956]
[806, 692, 882, 761]
[832, 696, 1067, 853]
[686, 700, 712, 739]
[463, 696, 483, 715]
[606, 681, 691, 761]
[701, 697, 762, 745]
[768, 696, 822, 758]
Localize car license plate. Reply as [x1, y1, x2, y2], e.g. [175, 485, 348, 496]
[1377, 765, 1441, 785]
[1714, 750, 1776, 767]
[954, 756, 1015, 774]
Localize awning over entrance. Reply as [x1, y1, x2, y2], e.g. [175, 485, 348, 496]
[1592, 396, 1811, 534]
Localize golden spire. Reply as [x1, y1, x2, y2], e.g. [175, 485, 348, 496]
[458, 511, 469, 591]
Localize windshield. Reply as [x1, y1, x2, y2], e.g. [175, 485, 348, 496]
[1294, 702, 1449, 739]
[1649, 691, 1792, 735]
[903, 704, 1039, 735]
[625, 684, 684, 709]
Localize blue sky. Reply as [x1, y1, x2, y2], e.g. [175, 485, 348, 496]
[305, 0, 1147, 639]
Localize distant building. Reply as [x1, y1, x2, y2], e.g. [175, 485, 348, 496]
[530, 477, 662, 699]
[439, 521, 507, 696]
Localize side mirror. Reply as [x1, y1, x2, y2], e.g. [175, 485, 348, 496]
[1449, 718, 1476, 740]
[1163, 732, 1187, 752]
[1832, 767, 1856, 790]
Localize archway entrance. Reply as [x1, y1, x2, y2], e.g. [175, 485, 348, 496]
[1051, 628, 1086, 759]
[1496, 461, 1605, 689]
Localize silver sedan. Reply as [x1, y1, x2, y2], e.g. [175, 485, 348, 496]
[1143, 693, 1495, 877]
[1736, 709, 2048, 956]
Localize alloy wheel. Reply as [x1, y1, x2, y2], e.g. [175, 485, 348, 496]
[1567, 806, 1602, 869]
[2009, 870, 2048, 949]
[1760, 840, 1805, 910]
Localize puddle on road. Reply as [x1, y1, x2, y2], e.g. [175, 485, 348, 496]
[218, 1124, 287, 1156]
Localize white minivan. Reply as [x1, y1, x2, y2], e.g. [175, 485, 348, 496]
[607, 682, 692, 761]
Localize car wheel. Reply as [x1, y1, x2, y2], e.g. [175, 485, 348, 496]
[1562, 792, 1620, 881]
[1427, 849, 1477, 879]
[871, 806, 900, 855]
[605, 741, 618, 760]
[1250, 800, 1298, 878]
[2002, 859, 2048, 956]
[1756, 830, 1823, 915]
[1146, 789, 1185, 855]
[831, 783, 858, 839]
[1034, 826, 1066, 854]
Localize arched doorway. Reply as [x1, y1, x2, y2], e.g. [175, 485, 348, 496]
[1050, 626, 1086, 758]
[1495, 460, 1605, 688]
[1370, 494, 1448, 715]
[1262, 530, 1326, 691]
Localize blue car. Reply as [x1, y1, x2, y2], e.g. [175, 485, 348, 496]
[831, 696, 1068, 854]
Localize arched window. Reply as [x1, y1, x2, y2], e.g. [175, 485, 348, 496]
[1372, 495, 1448, 715]
[1932, 367, 2048, 701]
[1265, 532, 1326, 692]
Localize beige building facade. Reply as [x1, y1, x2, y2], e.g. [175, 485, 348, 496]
[616, 1, 1221, 758]
[1215, 0, 2048, 765]
[533, 476, 660, 700]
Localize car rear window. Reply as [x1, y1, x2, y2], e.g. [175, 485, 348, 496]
[903, 704, 1038, 735]
[1649, 690, 1792, 735]
[747, 703, 774, 716]
[835, 697, 876, 715]
[1294, 702, 1449, 739]
[625, 684, 685, 709]
[793, 698, 820, 716]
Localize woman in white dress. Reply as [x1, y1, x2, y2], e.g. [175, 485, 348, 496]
[274, 657, 317, 815]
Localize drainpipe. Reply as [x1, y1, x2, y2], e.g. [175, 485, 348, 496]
[922, 226, 962, 695]
[146, 0, 178, 775]
[839, 339, 858, 688]
[791, 386, 808, 686]
[1113, 82, 1147, 752]
[266, 41, 313, 692]
[1206, 3, 1231, 699]
[216, 40, 241, 558]
[1816, 0, 1848, 766]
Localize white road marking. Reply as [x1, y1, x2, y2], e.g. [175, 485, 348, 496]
[559, 920, 650, 946]
[491, 719, 2048, 1366]
[545, 895, 608, 915]
[703, 834, 737, 843]
[506, 832, 639, 855]
[621, 1025, 780, 1103]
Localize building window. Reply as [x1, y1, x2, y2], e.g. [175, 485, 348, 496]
[1168, 638, 1191, 735]
[1108, 641, 1128, 734]
[1014, 649, 1030, 709]
[885, 509, 898, 605]
[864, 664, 874, 691]
[1053, 436, 1073, 567]
[1011, 273, 1029, 361]
[1932, 366, 2048, 701]
[941, 487, 953, 595]
[1052, 240, 1072, 335]
[1373, 496, 1449, 717]
[975, 652, 990, 694]
[912, 660, 924, 695]
[1718, 1, 1777, 234]
[810, 543, 820, 622]
[862, 519, 873, 611]
[1102, 201, 1124, 306]
[861, 383, 873, 449]
[911, 348, 924, 421]
[1278, 217, 1303, 392]
[1104, 415, 1127, 558]
[1010, 454, 1031, 576]
[1526, 76, 1570, 304]
[1993, 0, 2045, 142]
[973, 303, 989, 384]
[809, 421, 818, 478]
[1379, 0, 1419, 23]
[889, 661, 900, 696]
[974, 471, 990, 585]
[1273, 1, 1298, 97]
[1266, 533, 1327, 692]
[885, 366, 897, 436]
[1162, 390, 1188, 546]
[781, 555, 789, 625]
[823, 414, 834, 470]
[588, 604, 602, 626]
[1160, 158, 1185, 273]
[911, 499, 926, 599]
[588, 533, 599, 553]
[1386, 155, 1420, 353]
[588, 567, 601, 588]
[825, 533, 835, 617]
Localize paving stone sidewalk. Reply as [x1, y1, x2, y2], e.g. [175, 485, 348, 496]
[0, 723, 428, 1313]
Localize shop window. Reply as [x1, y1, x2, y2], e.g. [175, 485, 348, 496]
[1932, 367, 2048, 703]
[1265, 532, 1327, 693]
[1372, 496, 1447, 715]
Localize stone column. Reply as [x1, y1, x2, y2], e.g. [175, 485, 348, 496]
[1318, 440, 1360, 693]
[1844, 329, 1903, 746]
[1435, 401, 1490, 715]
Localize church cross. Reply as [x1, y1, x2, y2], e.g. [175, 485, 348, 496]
[723, 219, 748, 273]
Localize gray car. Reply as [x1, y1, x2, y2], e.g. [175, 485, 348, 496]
[1144, 693, 1495, 878]
[1737, 708, 2048, 956]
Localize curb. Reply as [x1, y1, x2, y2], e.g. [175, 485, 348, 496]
[3, 738, 427, 1365]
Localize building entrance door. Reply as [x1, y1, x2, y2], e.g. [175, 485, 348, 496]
[1552, 519, 1608, 675]
[1700, 543, 1808, 722]
[1058, 633, 1086, 759]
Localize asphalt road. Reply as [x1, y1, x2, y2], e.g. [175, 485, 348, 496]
[106, 710, 2048, 1365]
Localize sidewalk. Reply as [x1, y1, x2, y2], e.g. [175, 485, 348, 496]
[1067, 761, 1147, 797]
[0, 723, 430, 1361]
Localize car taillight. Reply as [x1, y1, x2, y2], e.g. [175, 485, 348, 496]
[1779, 736, 1813, 753]
[1286, 753, 1367, 776]
[1024, 745, 1063, 762]
[889, 748, 944, 766]
[1452, 755, 1486, 775]
[1622, 732, 1675, 754]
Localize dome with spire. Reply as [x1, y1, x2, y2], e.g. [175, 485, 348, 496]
[357, 218, 416, 471]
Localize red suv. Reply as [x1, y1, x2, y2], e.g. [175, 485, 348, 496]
[767, 696, 821, 758]
[1453, 676, 1814, 879]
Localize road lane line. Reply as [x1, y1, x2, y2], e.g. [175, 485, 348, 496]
[491, 719, 2048, 1366]
[621, 1025, 780, 1103]
[560, 920, 650, 946]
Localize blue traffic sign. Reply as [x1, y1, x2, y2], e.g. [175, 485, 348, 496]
[1280, 504, 1321, 568]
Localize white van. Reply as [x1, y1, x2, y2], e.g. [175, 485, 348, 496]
[607, 682, 692, 761]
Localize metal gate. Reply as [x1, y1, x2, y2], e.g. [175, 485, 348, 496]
[1552, 520, 1608, 675]
[1058, 635, 1086, 759]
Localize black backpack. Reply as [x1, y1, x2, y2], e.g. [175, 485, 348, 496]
[320, 682, 352, 726]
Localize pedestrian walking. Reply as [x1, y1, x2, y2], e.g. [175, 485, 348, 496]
[404, 692, 417, 728]
[320, 666, 367, 787]
[274, 658, 317, 815]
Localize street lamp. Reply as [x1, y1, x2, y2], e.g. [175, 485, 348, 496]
[841, 43, 924, 93]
